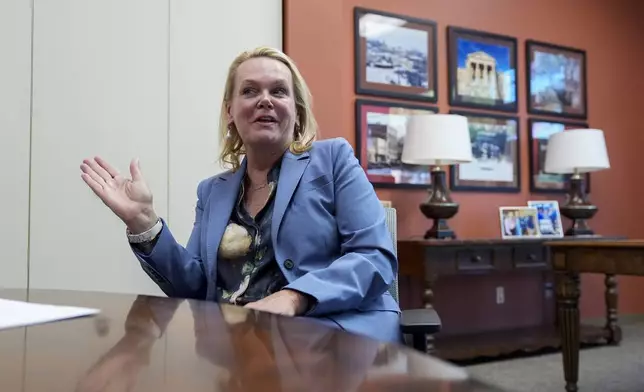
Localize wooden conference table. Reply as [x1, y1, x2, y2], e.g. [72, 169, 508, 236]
[0, 289, 501, 392]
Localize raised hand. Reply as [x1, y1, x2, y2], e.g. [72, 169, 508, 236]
[80, 156, 158, 234]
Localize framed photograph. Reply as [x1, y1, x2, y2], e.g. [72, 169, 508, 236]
[449, 110, 520, 192]
[354, 7, 438, 103]
[499, 207, 541, 239]
[355, 98, 438, 188]
[528, 118, 591, 193]
[447, 27, 518, 112]
[526, 40, 587, 119]
[527, 200, 564, 238]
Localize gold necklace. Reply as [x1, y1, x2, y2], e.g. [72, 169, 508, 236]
[249, 182, 269, 191]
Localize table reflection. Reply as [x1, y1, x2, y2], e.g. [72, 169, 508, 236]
[0, 290, 499, 392]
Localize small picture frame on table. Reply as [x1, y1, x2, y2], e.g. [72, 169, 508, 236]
[499, 207, 541, 239]
[354, 7, 438, 103]
[527, 200, 564, 238]
[355, 98, 437, 188]
[526, 40, 588, 119]
[449, 110, 520, 193]
[447, 26, 518, 112]
[528, 118, 591, 193]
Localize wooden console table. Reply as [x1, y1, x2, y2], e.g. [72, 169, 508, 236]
[549, 239, 644, 392]
[398, 237, 623, 362]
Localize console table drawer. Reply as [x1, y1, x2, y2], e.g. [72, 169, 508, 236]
[457, 249, 494, 271]
[514, 246, 547, 268]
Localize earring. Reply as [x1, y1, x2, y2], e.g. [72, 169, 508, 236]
[226, 123, 233, 138]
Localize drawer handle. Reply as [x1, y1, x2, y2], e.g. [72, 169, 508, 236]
[527, 253, 537, 262]
[471, 255, 482, 263]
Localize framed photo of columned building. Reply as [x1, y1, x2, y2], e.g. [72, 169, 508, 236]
[355, 99, 438, 188]
[447, 26, 518, 112]
[354, 7, 438, 103]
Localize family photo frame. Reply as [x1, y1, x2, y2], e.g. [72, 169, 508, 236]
[527, 200, 564, 238]
[499, 207, 540, 239]
[447, 27, 518, 112]
[449, 110, 521, 193]
[355, 98, 437, 188]
[498, 202, 565, 239]
[354, 7, 438, 103]
[526, 40, 588, 119]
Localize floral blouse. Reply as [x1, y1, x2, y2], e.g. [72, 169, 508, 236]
[215, 162, 288, 306]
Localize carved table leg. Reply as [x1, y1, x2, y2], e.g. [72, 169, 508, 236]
[423, 275, 437, 354]
[604, 274, 622, 344]
[556, 271, 581, 392]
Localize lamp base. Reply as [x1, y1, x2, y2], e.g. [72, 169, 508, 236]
[560, 174, 597, 237]
[423, 217, 458, 240]
[563, 220, 596, 237]
[420, 167, 459, 240]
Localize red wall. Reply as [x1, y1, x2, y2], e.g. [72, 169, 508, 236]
[284, 0, 644, 319]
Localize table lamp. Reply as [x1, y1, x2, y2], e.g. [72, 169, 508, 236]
[402, 114, 473, 239]
[544, 129, 610, 236]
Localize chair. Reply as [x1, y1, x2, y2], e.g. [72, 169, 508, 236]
[383, 207, 442, 353]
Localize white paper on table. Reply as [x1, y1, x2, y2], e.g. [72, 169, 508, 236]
[0, 298, 100, 331]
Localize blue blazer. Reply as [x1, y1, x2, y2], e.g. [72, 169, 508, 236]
[133, 137, 401, 343]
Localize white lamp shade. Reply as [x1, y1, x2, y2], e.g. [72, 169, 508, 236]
[544, 129, 611, 174]
[401, 114, 473, 165]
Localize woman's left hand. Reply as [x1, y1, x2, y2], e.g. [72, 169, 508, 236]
[243, 289, 309, 316]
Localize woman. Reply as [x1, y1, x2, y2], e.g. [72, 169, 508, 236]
[80, 47, 400, 343]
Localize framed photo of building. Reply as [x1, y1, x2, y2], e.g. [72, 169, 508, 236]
[528, 118, 591, 193]
[354, 7, 438, 103]
[447, 26, 518, 112]
[355, 98, 438, 188]
[526, 40, 587, 119]
[449, 110, 520, 192]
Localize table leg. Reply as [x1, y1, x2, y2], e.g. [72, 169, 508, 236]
[556, 271, 581, 392]
[604, 274, 622, 344]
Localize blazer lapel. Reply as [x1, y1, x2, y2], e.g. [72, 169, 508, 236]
[272, 151, 310, 242]
[205, 159, 246, 278]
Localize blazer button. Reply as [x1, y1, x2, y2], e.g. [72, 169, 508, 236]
[283, 259, 294, 270]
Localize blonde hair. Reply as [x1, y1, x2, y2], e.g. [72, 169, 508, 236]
[218, 47, 318, 171]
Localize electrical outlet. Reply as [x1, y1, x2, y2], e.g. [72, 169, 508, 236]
[496, 286, 505, 304]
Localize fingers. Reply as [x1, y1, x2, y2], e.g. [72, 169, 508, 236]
[80, 163, 107, 189]
[129, 158, 143, 182]
[242, 300, 292, 316]
[83, 157, 114, 185]
[80, 172, 105, 197]
[95, 156, 120, 178]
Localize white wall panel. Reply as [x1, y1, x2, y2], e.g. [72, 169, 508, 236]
[29, 0, 169, 295]
[167, 0, 283, 244]
[4, 0, 283, 296]
[0, 0, 32, 290]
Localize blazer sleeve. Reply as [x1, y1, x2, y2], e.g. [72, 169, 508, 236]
[131, 179, 209, 299]
[285, 138, 398, 316]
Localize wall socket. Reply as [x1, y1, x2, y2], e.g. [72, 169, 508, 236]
[496, 286, 505, 304]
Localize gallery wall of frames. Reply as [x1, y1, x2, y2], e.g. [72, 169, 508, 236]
[353, 7, 590, 194]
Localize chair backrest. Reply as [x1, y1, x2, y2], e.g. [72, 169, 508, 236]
[383, 207, 399, 303]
